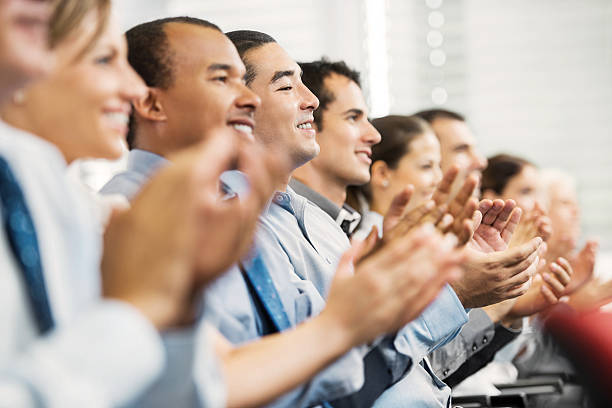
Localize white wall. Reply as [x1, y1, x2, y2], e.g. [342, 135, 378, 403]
[92, 0, 612, 249]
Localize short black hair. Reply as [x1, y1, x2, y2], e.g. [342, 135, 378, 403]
[299, 58, 361, 131]
[125, 17, 221, 149]
[414, 108, 465, 124]
[225, 30, 276, 85]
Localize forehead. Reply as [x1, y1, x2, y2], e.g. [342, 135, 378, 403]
[411, 130, 440, 151]
[165, 23, 244, 75]
[323, 73, 367, 111]
[433, 118, 476, 148]
[247, 42, 299, 81]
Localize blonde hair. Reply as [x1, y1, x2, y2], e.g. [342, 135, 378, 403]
[49, 0, 111, 56]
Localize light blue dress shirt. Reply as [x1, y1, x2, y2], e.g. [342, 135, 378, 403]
[252, 179, 469, 407]
[102, 150, 366, 407]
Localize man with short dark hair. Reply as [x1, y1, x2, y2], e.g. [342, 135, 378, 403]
[415, 109, 488, 197]
[103, 18, 460, 408]
[222, 32, 488, 407]
[291, 60, 541, 405]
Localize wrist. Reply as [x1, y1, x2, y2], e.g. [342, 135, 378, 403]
[316, 308, 360, 354]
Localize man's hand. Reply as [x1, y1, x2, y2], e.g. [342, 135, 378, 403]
[509, 202, 552, 247]
[469, 199, 521, 253]
[324, 226, 463, 346]
[431, 166, 480, 246]
[452, 237, 543, 308]
[101, 132, 281, 329]
[189, 136, 288, 286]
[382, 166, 480, 246]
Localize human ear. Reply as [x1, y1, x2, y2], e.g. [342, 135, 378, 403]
[132, 88, 167, 122]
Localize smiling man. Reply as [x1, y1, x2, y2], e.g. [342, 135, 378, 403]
[291, 60, 379, 235]
[222, 32, 480, 407]
[102, 18, 461, 408]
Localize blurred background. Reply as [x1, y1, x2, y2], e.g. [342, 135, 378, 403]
[74, 0, 612, 253]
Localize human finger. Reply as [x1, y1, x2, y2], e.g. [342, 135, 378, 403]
[542, 270, 566, 297]
[448, 174, 478, 216]
[482, 199, 505, 225]
[505, 237, 543, 265]
[432, 165, 459, 205]
[501, 207, 522, 244]
[492, 199, 516, 231]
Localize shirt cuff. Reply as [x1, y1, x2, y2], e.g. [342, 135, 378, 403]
[394, 284, 469, 359]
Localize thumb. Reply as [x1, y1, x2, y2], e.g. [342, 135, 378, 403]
[387, 186, 414, 218]
[333, 239, 365, 280]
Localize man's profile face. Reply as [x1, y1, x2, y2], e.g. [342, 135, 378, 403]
[158, 23, 260, 149]
[431, 117, 487, 194]
[245, 42, 320, 170]
[308, 73, 380, 186]
[0, 0, 54, 101]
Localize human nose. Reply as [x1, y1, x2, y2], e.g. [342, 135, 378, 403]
[363, 121, 381, 145]
[120, 61, 147, 102]
[299, 83, 319, 111]
[235, 83, 261, 113]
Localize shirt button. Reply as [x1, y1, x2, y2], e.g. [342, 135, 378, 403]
[482, 336, 488, 344]
[472, 343, 478, 352]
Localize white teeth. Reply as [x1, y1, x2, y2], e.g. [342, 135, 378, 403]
[104, 112, 129, 126]
[297, 123, 312, 129]
[232, 124, 253, 135]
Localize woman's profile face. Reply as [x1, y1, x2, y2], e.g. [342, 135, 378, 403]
[15, 11, 145, 162]
[500, 164, 543, 212]
[386, 131, 443, 210]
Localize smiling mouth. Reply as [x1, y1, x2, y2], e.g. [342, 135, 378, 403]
[230, 123, 254, 136]
[297, 123, 313, 130]
[104, 112, 130, 131]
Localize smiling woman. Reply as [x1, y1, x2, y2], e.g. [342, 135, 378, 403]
[1, 0, 145, 163]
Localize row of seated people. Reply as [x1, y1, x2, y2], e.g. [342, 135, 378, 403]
[1, 0, 610, 407]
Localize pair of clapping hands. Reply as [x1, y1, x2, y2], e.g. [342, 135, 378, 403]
[97, 130, 460, 347]
[363, 166, 574, 322]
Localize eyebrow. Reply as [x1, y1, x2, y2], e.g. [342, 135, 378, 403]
[270, 70, 295, 84]
[343, 108, 364, 116]
[208, 63, 232, 72]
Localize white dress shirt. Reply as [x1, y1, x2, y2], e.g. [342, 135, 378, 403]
[0, 121, 164, 407]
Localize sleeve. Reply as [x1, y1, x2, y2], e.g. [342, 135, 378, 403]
[0, 301, 165, 408]
[393, 285, 469, 364]
[442, 323, 522, 388]
[131, 323, 227, 408]
[428, 308, 497, 380]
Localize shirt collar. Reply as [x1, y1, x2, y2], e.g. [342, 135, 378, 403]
[288, 178, 361, 236]
[127, 149, 169, 178]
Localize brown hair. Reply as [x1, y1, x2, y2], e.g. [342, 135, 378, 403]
[481, 153, 534, 196]
[49, 0, 111, 57]
[346, 115, 432, 211]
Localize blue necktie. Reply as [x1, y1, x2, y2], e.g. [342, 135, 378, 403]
[243, 254, 336, 408]
[242, 253, 291, 332]
[0, 156, 55, 334]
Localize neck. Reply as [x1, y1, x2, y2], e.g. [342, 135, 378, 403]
[2, 103, 71, 163]
[369, 186, 393, 216]
[292, 163, 347, 208]
[133, 123, 181, 159]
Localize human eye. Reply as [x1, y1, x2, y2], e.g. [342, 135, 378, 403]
[213, 75, 229, 83]
[94, 53, 114, 65]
